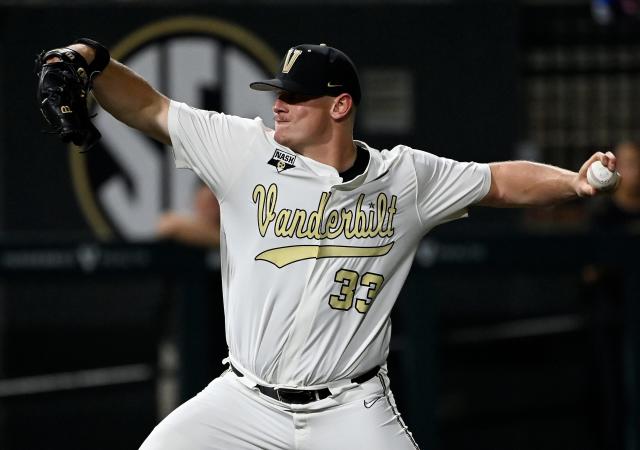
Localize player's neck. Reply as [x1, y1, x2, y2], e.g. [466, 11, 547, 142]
[296, 133, 357, 173]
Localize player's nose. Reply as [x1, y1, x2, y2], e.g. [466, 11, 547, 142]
[273, 97, 288, 114]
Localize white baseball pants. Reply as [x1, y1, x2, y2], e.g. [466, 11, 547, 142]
[139, 366, 420, 450]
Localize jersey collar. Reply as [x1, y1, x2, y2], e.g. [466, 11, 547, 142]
[334, 140, 389, 190]
[265, 129, 389, 188]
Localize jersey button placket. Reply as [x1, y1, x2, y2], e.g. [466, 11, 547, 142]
[292, 183, 336, 371]
[274, 181, 335, 383]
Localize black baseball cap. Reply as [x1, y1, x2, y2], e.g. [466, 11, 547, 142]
[250, 44, 361, 105]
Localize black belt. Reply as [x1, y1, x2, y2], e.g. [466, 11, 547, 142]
[230, 364, 380, 404]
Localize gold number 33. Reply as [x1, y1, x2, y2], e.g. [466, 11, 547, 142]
[329, 269, 384, 314]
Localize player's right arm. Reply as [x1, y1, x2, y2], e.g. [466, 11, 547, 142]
[62, 43, 171, 145]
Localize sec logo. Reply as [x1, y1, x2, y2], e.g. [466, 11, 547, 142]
[70, 16, 278, 240]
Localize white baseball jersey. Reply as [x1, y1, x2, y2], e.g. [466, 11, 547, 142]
[168, 100, 491, 389]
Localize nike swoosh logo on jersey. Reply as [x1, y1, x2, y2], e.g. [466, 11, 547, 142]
[363, 396, 383, 409]
[327, 82, 343, 87]
[255, 242, 394, 268]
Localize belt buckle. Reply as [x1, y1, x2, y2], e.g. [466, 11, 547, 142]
[276, 388, 317, 404]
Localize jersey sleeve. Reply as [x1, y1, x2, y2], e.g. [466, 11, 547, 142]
[168, 100, 260, 199]
[411, 149, 491, 229]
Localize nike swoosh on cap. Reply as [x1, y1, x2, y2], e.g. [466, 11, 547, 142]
[327, 82, 343, 87]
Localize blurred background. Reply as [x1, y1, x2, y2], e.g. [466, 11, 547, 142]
[1, 0, 639, 448]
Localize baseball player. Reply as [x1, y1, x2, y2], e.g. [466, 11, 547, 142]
[38, 40, 618, 449]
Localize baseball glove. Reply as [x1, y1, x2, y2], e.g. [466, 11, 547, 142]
[35, 47, 101, 150]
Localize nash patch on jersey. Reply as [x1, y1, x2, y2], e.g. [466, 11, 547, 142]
[268, 149, 297, 173]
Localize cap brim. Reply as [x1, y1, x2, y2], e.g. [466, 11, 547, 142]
[249, 79, 286, 92]
[249, 78, 323, 96]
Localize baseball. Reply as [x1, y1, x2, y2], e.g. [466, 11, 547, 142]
[587, 160, 619, 190]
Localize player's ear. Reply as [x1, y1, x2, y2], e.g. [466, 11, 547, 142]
[330, 94, 354, 120]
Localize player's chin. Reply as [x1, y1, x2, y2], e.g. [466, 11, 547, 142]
[273, 128, 290, 147]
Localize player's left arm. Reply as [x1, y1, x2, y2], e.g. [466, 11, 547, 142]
[478, 151, 618, 207]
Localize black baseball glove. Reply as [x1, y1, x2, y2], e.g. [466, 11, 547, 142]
[35, 47, 101, 150]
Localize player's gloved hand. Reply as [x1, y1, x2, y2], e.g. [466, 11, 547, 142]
[35, 47, 101, 150]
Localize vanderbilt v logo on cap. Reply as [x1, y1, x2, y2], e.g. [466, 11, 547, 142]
[282, 49, 302, 73]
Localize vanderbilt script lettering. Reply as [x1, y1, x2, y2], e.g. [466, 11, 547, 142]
[252, 184, 397, 239]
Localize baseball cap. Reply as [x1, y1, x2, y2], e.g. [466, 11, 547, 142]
[250, 44, 361, 105]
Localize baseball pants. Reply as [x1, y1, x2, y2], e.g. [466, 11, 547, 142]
[139, 366, 420, 450]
